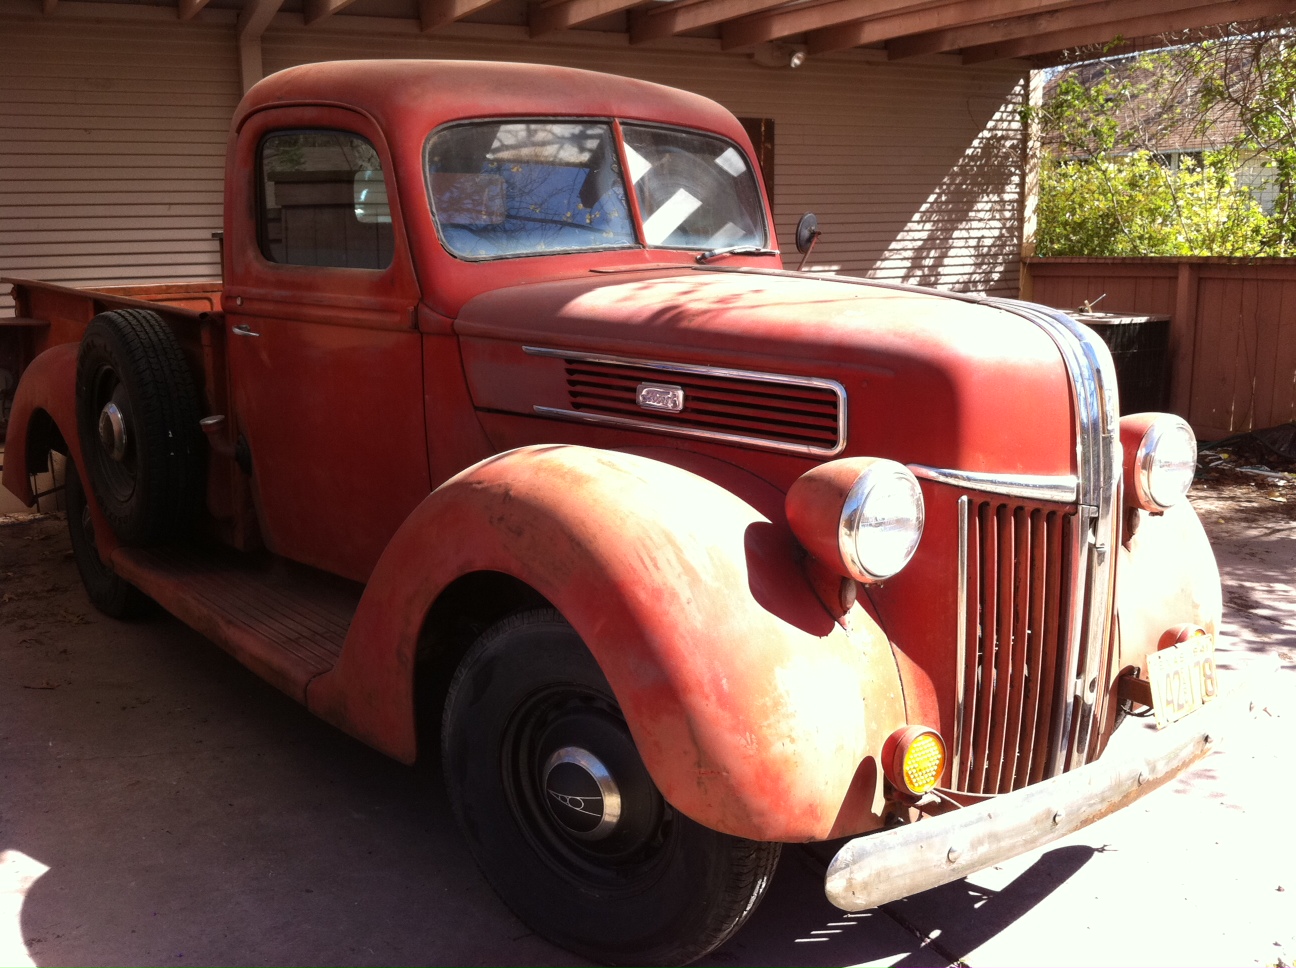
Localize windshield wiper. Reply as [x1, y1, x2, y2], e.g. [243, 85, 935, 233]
[695, 245, 780, 264]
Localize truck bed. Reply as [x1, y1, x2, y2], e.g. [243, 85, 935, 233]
[1, 278, 225, 442]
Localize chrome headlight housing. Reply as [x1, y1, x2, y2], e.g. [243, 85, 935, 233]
[1122, 413, 1197, 511]
[786, 457, 925, 584]
[838, 460, 925, 581]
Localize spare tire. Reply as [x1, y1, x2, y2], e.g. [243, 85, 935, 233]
[75, 308, 204, 545]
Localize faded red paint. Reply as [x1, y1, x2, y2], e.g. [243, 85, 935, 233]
[0, 60, 1225, 845]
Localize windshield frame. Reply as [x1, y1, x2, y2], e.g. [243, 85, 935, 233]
[421, 116, 769, 263]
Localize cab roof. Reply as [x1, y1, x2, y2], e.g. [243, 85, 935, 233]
[235, 59, 747, 142]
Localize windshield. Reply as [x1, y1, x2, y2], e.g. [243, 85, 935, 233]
[425, 120, 767, 260]
[621, 123, 766, 250]
[426, 121, 635, 259]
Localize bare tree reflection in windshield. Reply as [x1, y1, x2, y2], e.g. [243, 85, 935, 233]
[427, 121, 635, 259]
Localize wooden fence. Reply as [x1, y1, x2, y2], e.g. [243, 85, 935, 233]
[1023, 257, 1296, 442]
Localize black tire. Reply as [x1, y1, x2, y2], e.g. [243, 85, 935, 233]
[75, 308, 204, 546]
[65, 457, 149, 619]
[441, 609, 780, 967]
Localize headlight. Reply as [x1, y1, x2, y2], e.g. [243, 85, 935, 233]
[1121, 413, 1197, 511]
[786, 457, 925, 583]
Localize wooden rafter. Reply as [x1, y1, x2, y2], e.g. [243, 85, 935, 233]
[962, 0, 1296, 62]
[304, 0, 361, 25]
[806, 0, 1082, 56]
[7, 0, 1286, 70]
[630, 0, 788, 45]
[177, 0, 212, 19]
[887, 0, 1208, 58]
[721, 0, 950, 51]
[530, 0, 645, 38]
[419, 0, 502, 32]
[237, 0, 285, 39]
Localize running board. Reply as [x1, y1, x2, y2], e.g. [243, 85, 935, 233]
[112, 544, 362, 702]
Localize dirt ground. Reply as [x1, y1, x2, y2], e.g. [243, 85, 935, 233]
[1, 466, 1293, 967]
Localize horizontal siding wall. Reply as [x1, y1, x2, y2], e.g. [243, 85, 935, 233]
[0, 15, 1026, 315]
[0, 18, 240, 312]
[261, 32, 1026, 296]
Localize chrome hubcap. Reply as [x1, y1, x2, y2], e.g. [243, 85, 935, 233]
[97, 402, 129, 462]
[542, 746, 622, 840]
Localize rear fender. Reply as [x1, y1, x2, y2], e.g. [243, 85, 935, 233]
[2, 343, 120, 560]
[308, 444, 908, 841]
[3, 343, 77, 504]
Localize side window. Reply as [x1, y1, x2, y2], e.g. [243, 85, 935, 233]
[258, 130, 394, 269]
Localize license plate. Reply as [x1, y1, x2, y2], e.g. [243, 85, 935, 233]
[1147, 637, 1219, 729]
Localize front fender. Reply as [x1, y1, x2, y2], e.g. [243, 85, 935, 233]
[1115, 500, 1223, 671]
[308, 445, 908, 842]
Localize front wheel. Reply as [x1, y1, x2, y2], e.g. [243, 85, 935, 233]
[65, 457, 148, 619]
[441, 609, 780, 966]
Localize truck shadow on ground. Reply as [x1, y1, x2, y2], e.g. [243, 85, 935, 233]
[708, 844, 1097, 967]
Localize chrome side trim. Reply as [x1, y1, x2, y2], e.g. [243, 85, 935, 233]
[523, 345, 848, 457]
[986, 299, 1121, 774]
[910, 465, 1078, 504]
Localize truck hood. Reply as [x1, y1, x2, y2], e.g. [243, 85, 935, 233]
[453, 266, 1077, 478]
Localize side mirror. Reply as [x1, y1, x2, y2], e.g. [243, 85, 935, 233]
[795, 212, 821, 254]
[795, 212, 822, 270]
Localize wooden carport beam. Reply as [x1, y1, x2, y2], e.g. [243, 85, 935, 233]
[962, 0, 1296, 62]
[42, 0, 56, 13]
[178, 0, 212, 20]
[888, 0, 1222, 59]
[419, 0, 503, 32]
[304, 0, 361, 25]
[630, 0, 789, 45]
[237, 0, 286, 93]
[805, 0, 1080, 56]
[721, 0, 948, 51]
[530, 0, 647, 38]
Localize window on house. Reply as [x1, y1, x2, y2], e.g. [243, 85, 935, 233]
[738, 117, 775, 207]
[258, 130, 395, 270]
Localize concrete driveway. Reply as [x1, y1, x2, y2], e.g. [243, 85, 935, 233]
[1, 477, 1292, 967]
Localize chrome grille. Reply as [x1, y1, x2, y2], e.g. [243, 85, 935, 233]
[956, 498, 1081, 795]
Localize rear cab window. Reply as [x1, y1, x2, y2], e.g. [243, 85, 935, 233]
[258, 130, 395, 269]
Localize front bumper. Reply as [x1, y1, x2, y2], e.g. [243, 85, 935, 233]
[825, 658, 1273, 911]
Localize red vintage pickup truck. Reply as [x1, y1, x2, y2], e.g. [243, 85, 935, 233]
[0, 59, 1254, 965]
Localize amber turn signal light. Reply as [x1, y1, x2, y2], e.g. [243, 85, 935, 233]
[881, 726, 946, 796]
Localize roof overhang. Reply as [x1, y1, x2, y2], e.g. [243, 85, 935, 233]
[7, 0, 1293, 69]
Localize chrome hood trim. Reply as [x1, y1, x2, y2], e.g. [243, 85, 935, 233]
[983, 299, 1121, 773]
[909, 465, 1078, 504]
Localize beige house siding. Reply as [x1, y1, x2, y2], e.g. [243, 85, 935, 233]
[1, 15, 1027, 313]
[0, 18, 240, 313]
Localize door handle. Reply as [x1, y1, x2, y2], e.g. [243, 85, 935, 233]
[232, 323, 261, 337]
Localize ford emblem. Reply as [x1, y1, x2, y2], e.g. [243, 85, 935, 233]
[636, 382, 685, 413]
